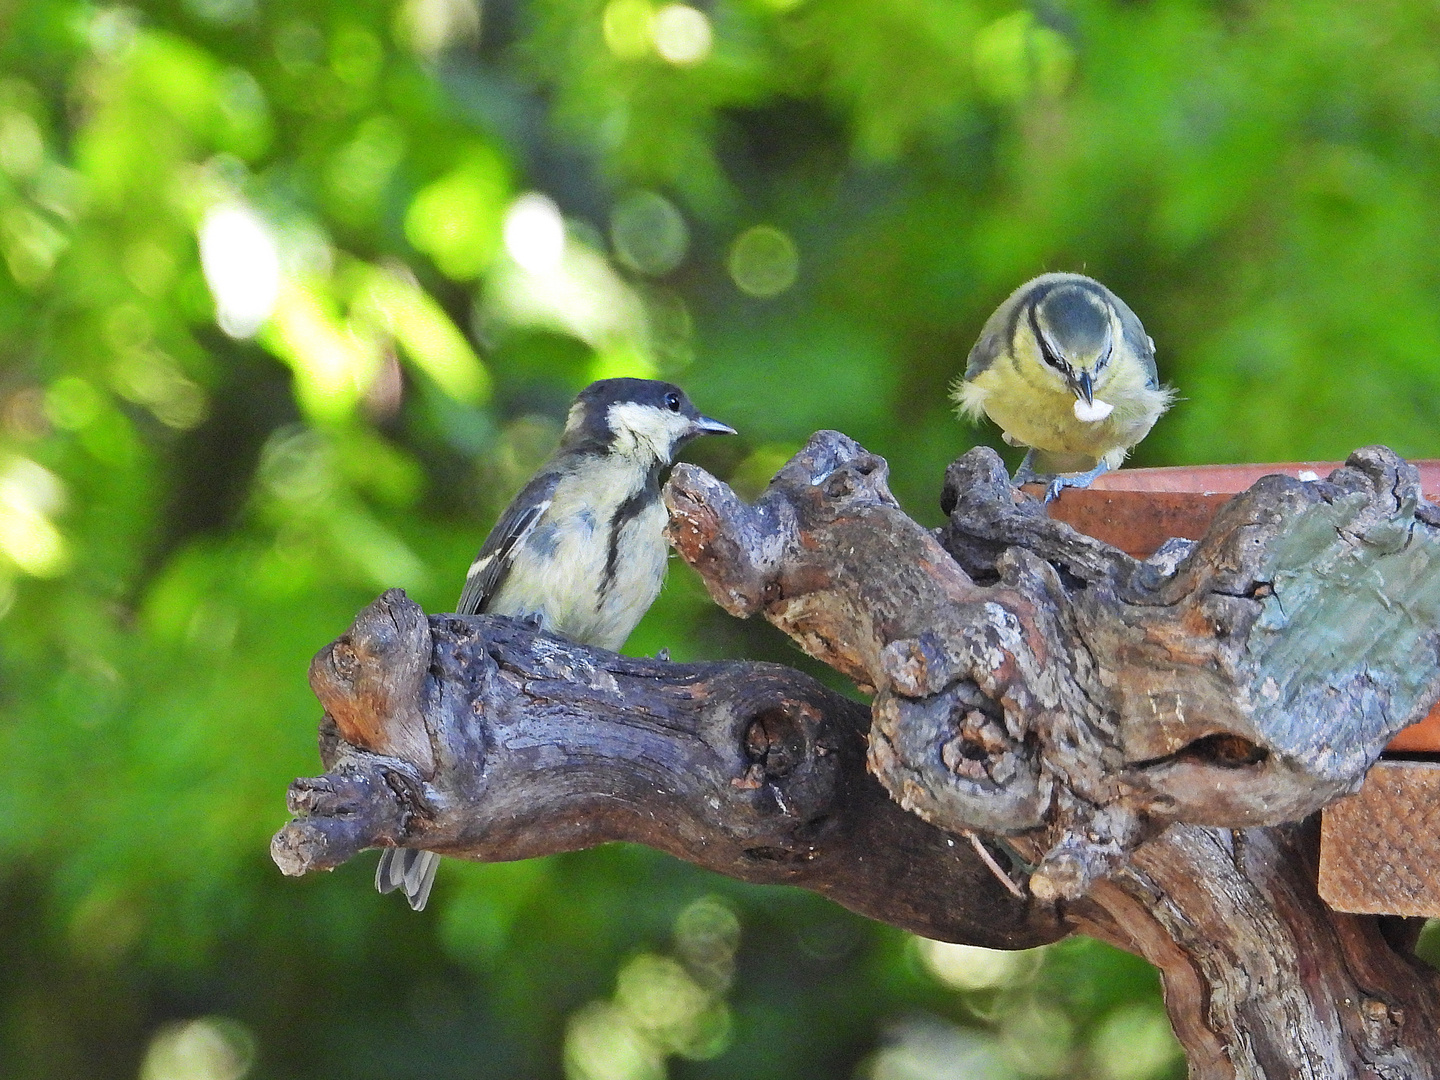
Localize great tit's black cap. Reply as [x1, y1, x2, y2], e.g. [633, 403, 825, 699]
[578, 377, 699, 417]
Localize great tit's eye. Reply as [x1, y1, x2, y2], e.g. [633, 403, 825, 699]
[664, 392, 682, 412]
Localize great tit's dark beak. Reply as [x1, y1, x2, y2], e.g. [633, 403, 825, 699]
[1071, 371, 1095, 406]
[691, 415, 737, 437]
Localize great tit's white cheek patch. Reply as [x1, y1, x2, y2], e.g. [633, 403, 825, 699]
[607, 401, 693, 460]
[1073, 398, 1114, 423]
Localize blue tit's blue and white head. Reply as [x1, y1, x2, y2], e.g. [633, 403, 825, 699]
[1024, 278, 1126, 420]
[560, 378, 736, 467]
[955, 273, 1174, 488]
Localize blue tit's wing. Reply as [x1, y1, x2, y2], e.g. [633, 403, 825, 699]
[1109, 291, 1160, 388]
[456, 470, 561, 616]
[964, 329, 1005, 381]
[964, 282, 1035, 382]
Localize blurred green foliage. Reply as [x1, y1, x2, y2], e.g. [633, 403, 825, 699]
[2, 0, 1438, 1076]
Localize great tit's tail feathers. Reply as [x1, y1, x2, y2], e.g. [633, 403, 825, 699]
[375, 848, 440, 911]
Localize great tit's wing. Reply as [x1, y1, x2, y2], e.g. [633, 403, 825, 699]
[456, 470, 561, 616]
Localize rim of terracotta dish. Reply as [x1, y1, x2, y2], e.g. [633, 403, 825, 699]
[1085, 460, 1440, 496]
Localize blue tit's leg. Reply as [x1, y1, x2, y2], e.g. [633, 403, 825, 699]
[1043, 460, 1112, 504]
[1011, 447, 1044, 487]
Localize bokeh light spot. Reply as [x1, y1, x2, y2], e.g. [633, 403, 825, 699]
[3, 387, 49, 440]
[326, 115, 406, 225]
[0, 110, 43, 177]
[609, 190, 688, 275]
[216, 67, 269, 150]
[565, 1000, 663, 1080]
[973, 10, 1074, 103]
[263, 280, 382, 420]
[198, 202, 280, 338]
[603, 0, 654, 60]
[406, 147, 508, 280]
[67, 881, 144, 963]
[0, 456, 71, 578]
[183, 0, 256, 27]
[727, 224, 798, 297]
[652, 5, 711, 66]
[1, 204, 67, 288]
[88, 7, 139, 60]
[1000, 997, 1074, 1077]
[672, 895, 740, 990]
[616, 954, 711, 1035]
[1089, 1005, 1183, 1080]
[917, 938, 1045, 991]
[274, 20, 324, 72]
[110, 348, 209, 430]
[353, 263, 490, 403]
[396, 0, 481, 58]
[330, 25, 384, 88]
[865, 1016, 1014, 1080]
[123, 238, 178, 297]
[139, 1017, 256, 1080]
[504, 192, 566, 273]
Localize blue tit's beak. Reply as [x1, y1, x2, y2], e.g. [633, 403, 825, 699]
[691, 415, 737, 437]
[1071, 371, 1095, 406]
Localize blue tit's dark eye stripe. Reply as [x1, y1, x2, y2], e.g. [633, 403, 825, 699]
[1029, 305, 1069, 374]
[1031, 305, 1077, 380]
[1095, 337, 1114, 372]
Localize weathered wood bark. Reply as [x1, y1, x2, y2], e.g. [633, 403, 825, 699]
[273, 591, 1065, 949]
[274, 432, 1440, 1079]
[1076, 822, 1440, 1079]
[666, 435, 1440, 900]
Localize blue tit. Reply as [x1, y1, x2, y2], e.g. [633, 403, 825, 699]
[953, 273, 1175, 502]
[376, 378, 736, 910]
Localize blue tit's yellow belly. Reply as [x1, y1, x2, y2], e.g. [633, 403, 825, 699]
[965, 357, 1168, 470]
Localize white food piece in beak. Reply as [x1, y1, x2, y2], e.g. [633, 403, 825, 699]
[1073, 397, 1114, 423]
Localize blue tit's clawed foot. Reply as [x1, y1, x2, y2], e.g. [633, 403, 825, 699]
[654, 647, 670, 662]
[1041, 461, 1111, 504]
[1010, 450, 1112, 504]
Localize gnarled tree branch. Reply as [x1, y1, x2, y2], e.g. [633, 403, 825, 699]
[273, 590, 1064, 949]
[274, 433, 1440, 1079]
[665, 434, 1440, 901]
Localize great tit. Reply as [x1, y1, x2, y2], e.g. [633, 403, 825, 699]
[953, 273, 1175, 502]
[375, 378, 736, 910]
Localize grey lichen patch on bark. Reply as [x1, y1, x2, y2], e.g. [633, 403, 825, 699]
[1243, 463, 1440, 780]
